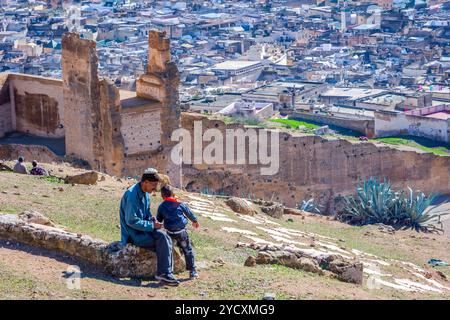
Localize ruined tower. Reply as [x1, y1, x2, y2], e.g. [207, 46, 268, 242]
[134, 30, 182, 186]
[62, 33, 104, 169]
[61, 31, 181, 185]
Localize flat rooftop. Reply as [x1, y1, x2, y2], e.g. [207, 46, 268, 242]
[212, 60, 261, 71]
[120, 90, 160, 110]
[321, 87, 386, 101]
[244, 81, 321, 97]
[425, 111, 450, 120]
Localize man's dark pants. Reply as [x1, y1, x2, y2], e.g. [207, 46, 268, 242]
[134, 229, 173, 276]
[168, 230, 195, 271]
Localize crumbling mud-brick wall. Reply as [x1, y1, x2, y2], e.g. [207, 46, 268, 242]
[0, 73, 64, 139]
[62, 33, 124, 176]
[181, 113, 450, 212]
[62, 33, 103, 169]
[9, 74, 64, 138]
[0, 73, 11, 138]
[61, 31, 181, 184]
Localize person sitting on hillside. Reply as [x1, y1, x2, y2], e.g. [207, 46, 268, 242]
[157, 185, 200, 279]
[119, 168, 179, 286]
[13, 156, 28, 175]
[30, 160, 49, 176]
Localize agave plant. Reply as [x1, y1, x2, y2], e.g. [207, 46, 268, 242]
[341, 177, 396, 225]
[299, 198, 322, 214]
[340, 177, 447, 233]
[397, 188, 449, 232]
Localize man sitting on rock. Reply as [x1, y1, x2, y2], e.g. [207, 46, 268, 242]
[119, 168, 179, 286]
[30, 160, 49, 176]
[13, 156, 28, 175]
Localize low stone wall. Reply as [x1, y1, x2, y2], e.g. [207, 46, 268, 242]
[374, 110, 449, 143]
[0, 214, 185, 278]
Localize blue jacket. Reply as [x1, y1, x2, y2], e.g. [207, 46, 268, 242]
[119, 183, 154, 246]
[157, 200, 198, 231]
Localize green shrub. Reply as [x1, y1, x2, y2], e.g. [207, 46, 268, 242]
[40, 175, 64, 184]
[339, 177, 448, 232]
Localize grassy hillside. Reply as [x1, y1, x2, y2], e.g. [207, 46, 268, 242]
[0, 163, 450, 300]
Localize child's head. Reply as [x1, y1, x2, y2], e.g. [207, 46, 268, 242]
[161, 185, 174, 199]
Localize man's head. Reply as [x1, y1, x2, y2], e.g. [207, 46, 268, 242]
[161, 185, 174, 199]
[32, 160, 38, 168]
[18, 156, 24, 163]
[140, 168, 161, 193]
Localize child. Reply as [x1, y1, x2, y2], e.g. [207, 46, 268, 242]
[157, 185, 200, 279]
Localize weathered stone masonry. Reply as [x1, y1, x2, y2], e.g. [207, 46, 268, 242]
[0, 73, 64, 139]
[181, 113, 450, 211]
[61, 31, 181, 184]
[0, 31, 182, 186]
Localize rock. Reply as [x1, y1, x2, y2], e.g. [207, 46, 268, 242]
[244, 256, 256, 267]
[64, 171, 99, 185]
[436, 270, 447, 280]
[0, 162, 12, 172]
[255, 251, 276, 264]
[106, 242, 185, 278]
[283, 208, 304, 216]
[261, 204, 284, 219]
[263, 293, 275, 300]
[374, 223, 396, 235]
[294, 257, 324, 275]
[312, 125, 330, 135]
[0, 213, 185, 278]
[19, 210, 57, 227]
[225, 197, 258, 216]
[58, 187, 64, 192]
[254, 248, 362, 284]
[159, 174, 171, 186]
[327, 258, 364, 285]
[252, 199, 279, 207]
[100, 176, 106, 182]
[278, 253, 324, 275]
[286, 218, 294, 223]
[212, 258, 225, 266]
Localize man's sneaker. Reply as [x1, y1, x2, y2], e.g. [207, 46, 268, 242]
[190, 270, 199, 279]
[155, 273, 180, 286]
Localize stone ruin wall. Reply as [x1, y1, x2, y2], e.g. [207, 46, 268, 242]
[0, 73, 64, 139]
[60, 31, 181, 185]
[181, 113, 450, 212]
[122, 30, 182, 185]
[0, 73, 11, 138]
[0, 31, 182, 185]
[62, 33, 108, 172]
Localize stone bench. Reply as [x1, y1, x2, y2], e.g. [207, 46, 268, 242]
[0, 213, 185, 278]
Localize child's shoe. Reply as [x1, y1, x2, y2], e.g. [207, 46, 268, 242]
[190, 269, 199, 279]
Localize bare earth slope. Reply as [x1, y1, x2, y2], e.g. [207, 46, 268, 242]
[0, 162, 449, 300]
